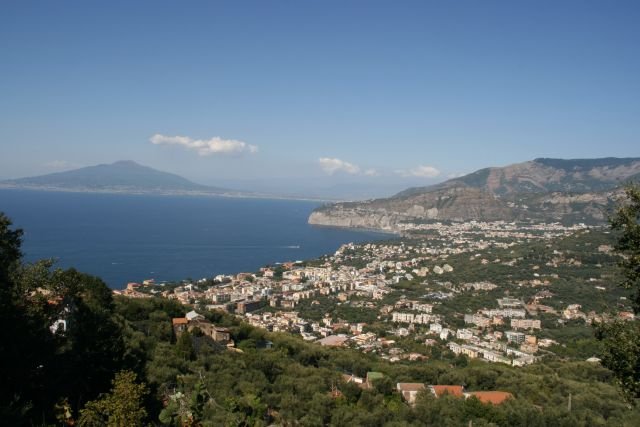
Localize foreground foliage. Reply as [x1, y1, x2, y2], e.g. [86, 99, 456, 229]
[79, 371, 148, 427]
[596, 184, 640, 401]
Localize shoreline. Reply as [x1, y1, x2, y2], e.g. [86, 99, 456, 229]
[0, 185, 349, 204]
[308, 223, 401, 237]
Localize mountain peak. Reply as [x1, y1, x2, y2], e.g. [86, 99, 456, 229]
[111, 160, 142, 167]
[1, 161, 231, 194]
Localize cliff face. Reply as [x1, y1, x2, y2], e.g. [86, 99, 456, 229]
[308, 209, 401, 231]
[310, 186, 518, 230]
[309, 157, 639, 231]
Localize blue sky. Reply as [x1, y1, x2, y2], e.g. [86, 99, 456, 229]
[1, 1, 639, 197]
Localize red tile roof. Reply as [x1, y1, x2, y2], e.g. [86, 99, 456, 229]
[468, 391, 513, 405]
[431, 385, 464, 398]
[172, 317, 188, 325]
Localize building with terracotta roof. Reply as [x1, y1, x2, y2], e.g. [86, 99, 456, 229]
[466, 391, 513, 405]
[429, 385, 464, 398]
[172, 317, 188, 335]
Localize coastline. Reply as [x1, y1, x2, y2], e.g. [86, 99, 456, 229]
[308, 223, 401, 237]
[0, 184, 346, 203]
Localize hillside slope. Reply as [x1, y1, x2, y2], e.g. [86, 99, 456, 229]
[309, 157, 640, 229]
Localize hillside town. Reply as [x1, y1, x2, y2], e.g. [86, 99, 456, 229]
[116, 220, 634, 368]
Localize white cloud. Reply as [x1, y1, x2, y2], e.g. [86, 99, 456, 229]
[363, 168, 379, 176]
[318, 157, 361, 175]
[396, 165, 441, 178]
[150, 134, 258, 156]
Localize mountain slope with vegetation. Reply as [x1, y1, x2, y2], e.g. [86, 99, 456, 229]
[309, 157, 640, 229]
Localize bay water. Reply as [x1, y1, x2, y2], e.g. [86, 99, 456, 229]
[0, 190, 390, 288]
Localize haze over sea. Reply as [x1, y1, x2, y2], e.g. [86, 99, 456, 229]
[0, 190, 390, 288]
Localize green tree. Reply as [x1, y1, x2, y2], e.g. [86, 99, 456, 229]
[176, 330, 196, 361]
[610, 183, 640, 311]
[0, 212, 22, 281]
[596, 183, 640, 401]
[0, 214, 57, 422]
[159, 375, 213, 427]
[78, 370, 148, 427]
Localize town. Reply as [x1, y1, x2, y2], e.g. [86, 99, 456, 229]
[116, 220, 634, 370]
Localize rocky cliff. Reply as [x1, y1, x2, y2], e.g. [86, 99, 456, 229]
[309, 157, 639, 230]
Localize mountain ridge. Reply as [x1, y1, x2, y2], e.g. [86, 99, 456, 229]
[309, 157, 640, 229]
[0, 160, 234, 195]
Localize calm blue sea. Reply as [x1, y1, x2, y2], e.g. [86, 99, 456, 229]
[0, 190, 391, 288]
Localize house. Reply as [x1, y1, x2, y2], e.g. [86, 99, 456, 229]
[430, 323, 443, 334]
[510, 318, 541, 330]
[236, 299, 264, 314]
[172, 317, 188, 335]
[342, 373, 365, 386]
[429, 385, 464, 398]
[456, 328, 474, 340]
[262, 268, 275, 278]
[512, 355, 536, 367]
[461, 345, 481, 359]
[211, 293, 231, 304]
[497, 298, 522, 308]
[482, 350, 511, 365]
[439, 328, 451, 340]
[186, 310, 205, 321]
[126, 282, 142, 291]
[189, 319, 231, 341]
[397, 383, 426, 405]
[466, 391, 513, 405]
[505, 331, 526, 344]
[281, 300, 297, 309]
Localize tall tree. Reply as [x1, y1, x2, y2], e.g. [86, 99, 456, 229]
[596, 184, 640, 401]
[0, 213, 56, 421]
[0, 212, 22, 282]
[610, 184, 640, 311]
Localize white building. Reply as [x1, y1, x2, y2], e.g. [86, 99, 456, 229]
[439, 328, 451, 340]
[456, 329, 474, 341]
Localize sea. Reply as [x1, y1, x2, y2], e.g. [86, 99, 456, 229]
[0, 190, 392, 288]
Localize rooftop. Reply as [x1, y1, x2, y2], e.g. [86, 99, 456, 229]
[430, 385, 464, 398]
[467, 391, 513, 405]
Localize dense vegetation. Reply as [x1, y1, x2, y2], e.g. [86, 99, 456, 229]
[596, 184, 640, 401]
